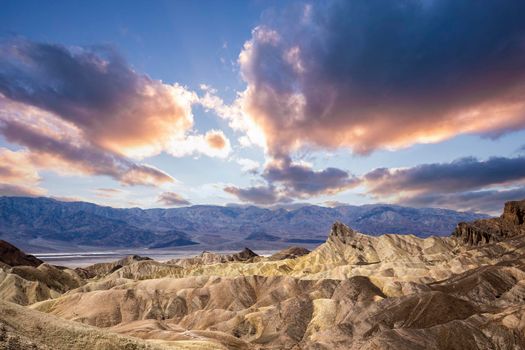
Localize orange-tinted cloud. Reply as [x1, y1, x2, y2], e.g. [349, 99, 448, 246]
[238, 1, 525, 157]
[0, 147, 46, 196]
[0, 39, 234, 188]
[0, 39, 196, 159]
[206, 131, 227, 149]
[167, 129, 231, 158]
[0, 119, 174, 186]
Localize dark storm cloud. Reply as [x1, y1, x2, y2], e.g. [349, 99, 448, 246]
[364, 156, 525, 195]
[262, 158, 359, 197]
[225, 157, 357, 204]
[240, 0, 525, 156]
[398, 187, 525, 215]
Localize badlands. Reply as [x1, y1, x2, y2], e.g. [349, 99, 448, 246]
[1, 200, 525, 349]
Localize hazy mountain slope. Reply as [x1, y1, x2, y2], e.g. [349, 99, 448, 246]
[0, 196, 487, 251]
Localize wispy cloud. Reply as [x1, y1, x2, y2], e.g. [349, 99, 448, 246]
[157, 191, 191, 206]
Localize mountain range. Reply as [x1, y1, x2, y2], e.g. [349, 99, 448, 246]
[0, 196, 488, 252]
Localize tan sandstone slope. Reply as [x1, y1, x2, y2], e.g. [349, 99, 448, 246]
[2, 200, 525, 349]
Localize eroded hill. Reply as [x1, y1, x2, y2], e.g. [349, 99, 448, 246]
[1, 200, 525, 349]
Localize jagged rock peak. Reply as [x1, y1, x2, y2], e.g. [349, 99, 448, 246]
[269, 246, 310, 261]
[453, 199, 525, 246]
[502, 200, 525, 225]
[328, 221, 358, 244]
[236, 247, 258, 259]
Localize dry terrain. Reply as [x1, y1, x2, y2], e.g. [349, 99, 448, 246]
[1, 200, 525, 349]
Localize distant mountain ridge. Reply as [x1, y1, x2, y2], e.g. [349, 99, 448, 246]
[0, 196, 488, 252]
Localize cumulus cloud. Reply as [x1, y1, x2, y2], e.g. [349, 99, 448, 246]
[157, 191, 191, 206]
[0, 39, 234, 189]
[238, 0, 525, 156]
[0, 39, 196, 158]
[168, 129, 231, 158]
[199, 85, 266, 149]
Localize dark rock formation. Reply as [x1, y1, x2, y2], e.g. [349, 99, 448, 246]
[230, 247, 258, 261]
[0, 240, 43, 267]
[328, 221, 358, 244]
[77, 255, 153, 278]
[453, 200, 525, 245]
[269, 246, 310, 260]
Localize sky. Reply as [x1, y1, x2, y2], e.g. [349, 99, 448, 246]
[0, 0, 525, 214]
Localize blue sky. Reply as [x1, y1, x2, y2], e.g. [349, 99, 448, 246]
[1, 0, 525, 214]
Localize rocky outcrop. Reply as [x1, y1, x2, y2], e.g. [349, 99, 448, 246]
[0, 240, 43, 267]
[77, 255, 152, 278]
[453, 200, 525, 245]
[167, 247, 259, 268]
[268, 246, 310, 260]
[328, 221, 358, 244]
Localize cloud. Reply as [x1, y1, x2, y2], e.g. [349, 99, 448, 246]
[0, 119, 175, 186]
[262, 157, 359, 198]
[0, 39, 235, 188]
[0, 39, 196, 158]
[323, 200, 348, 208]
[0, 147, 46, 196]
[198, 85, 266, 149]
[397, 187, 525, 215]
[238, 0, 525, 157]
[94, 188, 124, 198]
[167, 129, 231, 158]
[361, 156, 525, 214]
[224, 185, 290, 205]
[157, 191, 191, 206]
[364, 156, 525, 196]
[225, 157, 358, 204]
[236, 158, 260, 173]
[0, 183, 44, 197]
